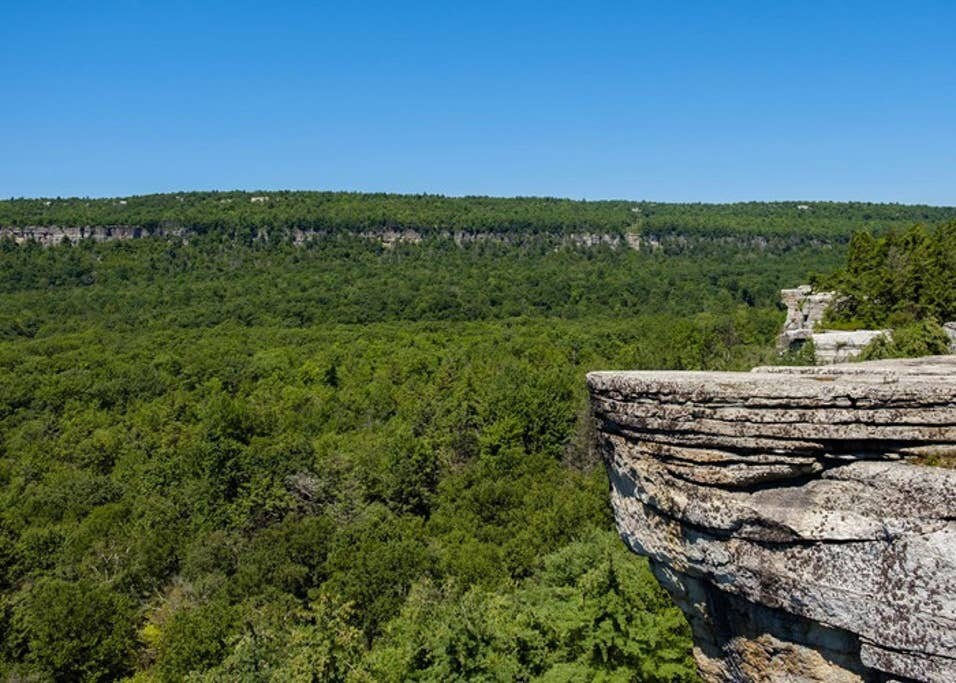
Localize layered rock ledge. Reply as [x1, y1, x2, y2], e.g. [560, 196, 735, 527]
[587, 356, 956, 682]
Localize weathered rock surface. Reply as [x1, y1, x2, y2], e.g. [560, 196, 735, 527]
[944, 323, 956, 353]
[810, 329, 891, 364]
[0, 224, 184, 245]
[588, 356, 956, 682]
[0, 224, 638, 249]
[778, 285, 834, 350]
[1, 225, 839, 254]
[777, 286, 891, 363]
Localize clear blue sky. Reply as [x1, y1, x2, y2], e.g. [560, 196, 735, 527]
[2, 1, 954, 203]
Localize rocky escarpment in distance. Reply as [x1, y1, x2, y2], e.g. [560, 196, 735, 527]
[588, 356, 956, 682]
[0, 224, 840, 253]
[0, 224, 642, 249]
[0, 225, 187, 245]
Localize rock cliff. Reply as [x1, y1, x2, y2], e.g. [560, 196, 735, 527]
[0, 224, 638, 249]
[777, 285, 834, 349]
[1, 225, 837, 253]
[0, 225, 183, 245]
[588, 356, 956, 682]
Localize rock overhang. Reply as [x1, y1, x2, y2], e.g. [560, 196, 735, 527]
[588, 356, 956, 682]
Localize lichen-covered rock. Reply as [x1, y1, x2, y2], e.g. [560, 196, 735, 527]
[588, 356, 956, 682]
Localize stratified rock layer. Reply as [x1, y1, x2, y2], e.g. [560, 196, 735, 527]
[778, 285, 834, 350]
[776, 285, 890, 363]
[588, 356, 956, 683]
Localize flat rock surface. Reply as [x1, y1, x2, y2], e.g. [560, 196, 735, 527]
[588, 356, 956, 683]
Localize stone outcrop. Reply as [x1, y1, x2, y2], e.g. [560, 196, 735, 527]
[944, 323, 956, 353]
[809, 329, 891, 364]
[778, 285, 835, 350]
[3, 225, 636, 250]
[1, 225, 838, 254]
[0, 224, 632, 248]
[777, 286, 890, 363]
[0, 225, 185, 246]
[588, 356, 956, 682]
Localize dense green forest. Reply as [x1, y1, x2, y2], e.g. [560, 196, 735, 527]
[0, 200, 950, 681]
[0, 236, 836, 340]
[822, 221, 956, 327]
[2, 191, 955, 239]
[819, 221, 956, 358]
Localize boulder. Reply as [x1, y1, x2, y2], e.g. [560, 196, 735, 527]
[809, 329, 890, 363]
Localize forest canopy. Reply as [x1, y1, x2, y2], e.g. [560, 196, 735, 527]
[817, 221, 956, 360]
[2, 191, 955, 239]
[1, 199, 953, 680]
[821, 221, 956, 327]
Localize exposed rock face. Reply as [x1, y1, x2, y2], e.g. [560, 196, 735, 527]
[4, 225, 634, 249]
[778, 285, 834, 350]
[2, 225, 839, 254]
[944, 323, 956, 353]
[588, 357, 956, 682]
[0, 225, 183, 245]
[777, 286, 890, 363]
[810, 329, 891, 363]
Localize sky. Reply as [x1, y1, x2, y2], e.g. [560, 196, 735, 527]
[1, 1, 954, 203]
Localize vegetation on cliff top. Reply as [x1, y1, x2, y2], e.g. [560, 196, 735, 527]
[820, 220, 956, 359]
[2, 191, 955, 239]
[823, 221, 956, 326]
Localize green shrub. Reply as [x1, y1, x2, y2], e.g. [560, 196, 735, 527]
[153, 598, 237, 681]
[8, 578, 136, 681]
[859, 320, 951, 361]
[359, 531, 697, 682]
[824, 222, 956, 328]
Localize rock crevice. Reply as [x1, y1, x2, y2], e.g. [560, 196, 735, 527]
[588, 356, 956, 682]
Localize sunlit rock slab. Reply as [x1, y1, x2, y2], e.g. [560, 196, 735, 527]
[588, 357, 956, 683]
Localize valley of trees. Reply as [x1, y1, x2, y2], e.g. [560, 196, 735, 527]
[0, 198, 952, 681]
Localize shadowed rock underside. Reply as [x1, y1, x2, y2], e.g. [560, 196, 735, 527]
[588, 356, 956, 682]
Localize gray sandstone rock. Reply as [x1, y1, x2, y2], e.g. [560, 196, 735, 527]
[588, 356, 956, 682]
[777, 286, 834, 351]
[809, 329, 890, 363]
[944, 322, 956, 353]
[776, 285, 890, 363]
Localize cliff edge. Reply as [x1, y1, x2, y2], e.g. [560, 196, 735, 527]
[588, 356, 956, 682]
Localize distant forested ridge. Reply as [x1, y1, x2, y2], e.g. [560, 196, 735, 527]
[2, 191, 954, 240]
[0, 235, 839, 338]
